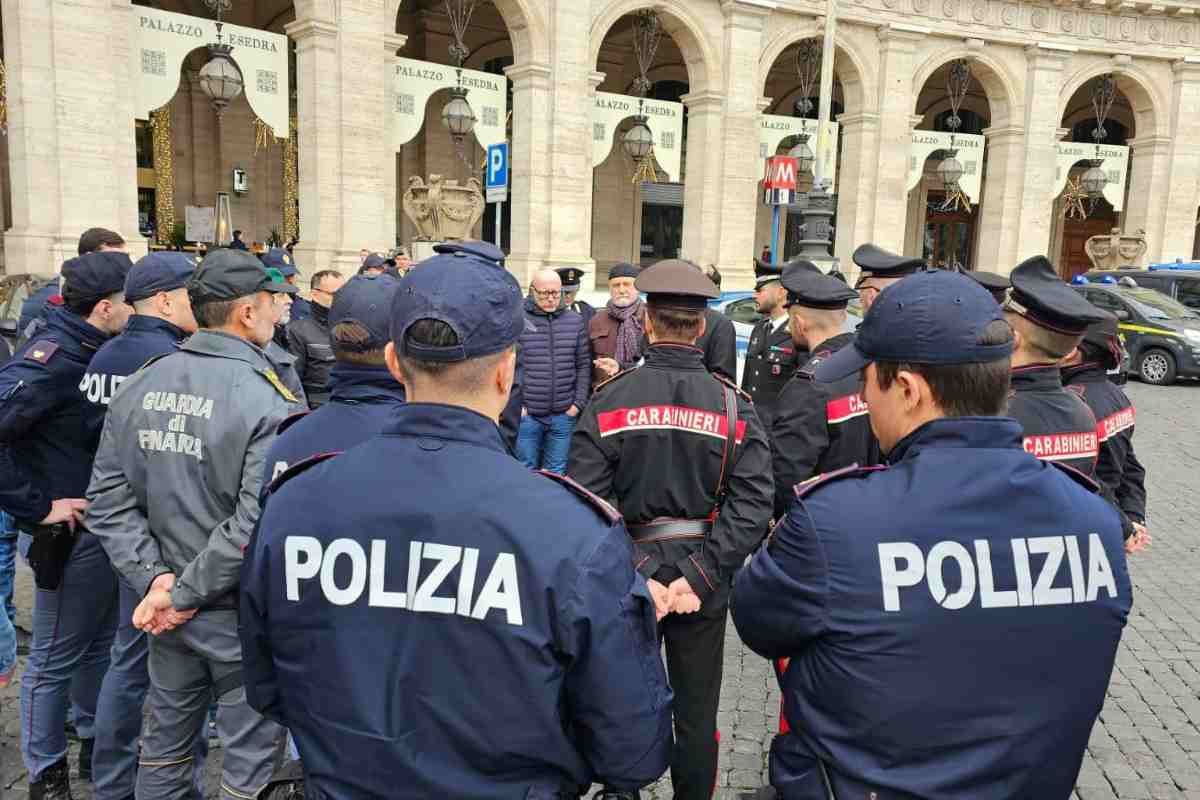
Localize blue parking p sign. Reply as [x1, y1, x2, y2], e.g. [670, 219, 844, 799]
[486, 143, 508, 203]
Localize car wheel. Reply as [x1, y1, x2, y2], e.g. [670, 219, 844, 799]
[1137, 348, 1177, 386]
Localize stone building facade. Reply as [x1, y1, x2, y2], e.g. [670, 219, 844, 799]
[1, 0, 1198, 290]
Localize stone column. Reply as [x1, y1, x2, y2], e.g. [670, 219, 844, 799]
[1152, 60, 1200, 262]
[869, 26, 923, 253]
[709, 0, 774, 288]
[834, 111, 880, 272]
[1123, 134, 1172, 266]
[2, 0, 145, 276]
[977, 124, 1026, 272]
[504, 62, 554, 286]
[382, 33, 406, 254]
[1013, 46, 1070, 263]
[287, 2, 392, 280]
[680, 90, 727, 269]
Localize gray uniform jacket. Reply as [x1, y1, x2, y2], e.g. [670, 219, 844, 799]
[85, 330, 297, 610]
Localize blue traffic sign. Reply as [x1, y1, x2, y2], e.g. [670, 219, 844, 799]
[486, 143, 509, 202]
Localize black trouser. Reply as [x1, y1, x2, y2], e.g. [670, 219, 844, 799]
[660, 604, 726, 800]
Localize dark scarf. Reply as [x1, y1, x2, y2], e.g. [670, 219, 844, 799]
[607, 298, 645, 365]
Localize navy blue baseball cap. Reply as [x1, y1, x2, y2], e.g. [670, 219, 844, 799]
[125, 252, 198, 303]
[391, 250, 529, 362]
[261, 247, 298, 277]
[434, 240, 505, 265]
[61, 251, 134, 300]
[814, 270, 1014, 382]
[330, 274, 401, 351]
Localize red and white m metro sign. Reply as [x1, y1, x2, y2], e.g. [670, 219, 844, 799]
[597, 405, 746, 443]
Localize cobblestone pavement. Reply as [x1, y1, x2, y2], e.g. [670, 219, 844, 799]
[1, 380, 1197, 799]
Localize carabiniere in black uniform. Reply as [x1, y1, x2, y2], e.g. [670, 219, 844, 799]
[568, 259, 773, 800]
[1004, 256, 1106, 478]
[742, 259, 805, 429]
[1063, 313, 1147, 539]
[769, 261, 880, 520]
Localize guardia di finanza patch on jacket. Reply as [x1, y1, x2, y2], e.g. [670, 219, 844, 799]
[136, 390, 214, 459]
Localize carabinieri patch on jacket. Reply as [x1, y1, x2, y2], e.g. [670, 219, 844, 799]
[825, 392, 869, 424]
[596, 404, 746, 443]
[1022, 431, 1099, 461]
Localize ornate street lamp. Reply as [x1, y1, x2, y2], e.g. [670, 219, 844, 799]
[789, 136, 815, 176]
[622, 116, 654, 161]
[442, 0, 478, 146]
[937, 151, 965, 192]
[199, 0, 244, 117]
[1083, 74, 1118, 210]
[932, 59, 972, 213]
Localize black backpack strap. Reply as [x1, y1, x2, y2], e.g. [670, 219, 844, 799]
[713, 383, 739, 513]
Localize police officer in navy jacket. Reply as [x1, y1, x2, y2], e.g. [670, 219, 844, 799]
[243, 246, 673, 799]
[732, 270, 1130, 800]
[0, 251, 133, 799]
[1004, 256, 1107, 477]
[768, 261, 878, 520]
[84, 251, 207, 800]
[263, 272, 405, 486]
[1062, 313, 1150, 550]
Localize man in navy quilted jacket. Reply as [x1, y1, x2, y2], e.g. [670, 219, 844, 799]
[516, 268, 591, 473]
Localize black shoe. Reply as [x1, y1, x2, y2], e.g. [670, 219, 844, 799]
[596, 791, 639, 800]
[30, 757, 73, 800]
[77, 737, 94, 782]
[63, 718, 78, 741]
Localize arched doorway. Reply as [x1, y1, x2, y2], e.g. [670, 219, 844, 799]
[904, 60, 992, 270]
[757, 38, 848, 264]
[1052, 74, 1138, 278]
[395, 1, 517, 254]
[590, 11, 693, 275]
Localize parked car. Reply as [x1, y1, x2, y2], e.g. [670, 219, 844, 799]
[0, 274, 35, 351]
[1073, 280, 1200, 385]
[1085, 263, 1200, 313]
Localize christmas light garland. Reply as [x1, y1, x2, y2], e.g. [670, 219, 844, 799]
[150, 105, 175, 245]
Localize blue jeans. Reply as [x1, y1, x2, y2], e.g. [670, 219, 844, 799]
[515, 413, 576, 474]
[93, 579, 206, 800]
[0, 511, 16, 676]
[19, 532, 117, 780]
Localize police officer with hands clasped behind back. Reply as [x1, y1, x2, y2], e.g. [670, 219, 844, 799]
[732, 269, 1131, 800]
[242, 246, 673, 799]
[83, 251, 209, 800]
[0, 249, 133, 800]
[263, 271, 406, 485]
[86, 248, 293, 800]
[742, 259, 805, 429]
[569, 259, 774, 800]
[1062, 313, 1151, 553]
[768, 261, 878, 520]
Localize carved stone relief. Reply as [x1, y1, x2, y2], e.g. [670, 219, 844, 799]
[972, 0, 987, 22]
[1031, 8, 1047, 29]
[1001, 4, 1018, 26]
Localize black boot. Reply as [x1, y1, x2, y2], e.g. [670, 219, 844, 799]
[596, 790, 639, 800]
[29, 758, 73, 800]
[77, 737, 94, 782]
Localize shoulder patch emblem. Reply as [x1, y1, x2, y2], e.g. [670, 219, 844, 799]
[593, 365, 639, 394]
[258, 368, 300, 403]
[793, 464, 887, 499]
[537, 470, 621, 525]
[25, 341, 59, 365]
[276, 410, 311, 436]
[1049, 461, 1101, 494]
[267, 451, 342, 496]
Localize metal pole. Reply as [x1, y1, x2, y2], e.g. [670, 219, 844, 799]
[771, 205, 782, 265]
[495, 202, 503, 249]
[812, 0, 838, 190]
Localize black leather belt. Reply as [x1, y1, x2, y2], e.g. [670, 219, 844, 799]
[627, 518, 712, 543]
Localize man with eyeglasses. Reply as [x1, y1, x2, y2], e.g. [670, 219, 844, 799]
[286, 269, 347, 408]
[851, 243, 925, 312]
[516, 269, 591, 474]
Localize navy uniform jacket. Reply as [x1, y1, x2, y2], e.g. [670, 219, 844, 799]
[80, 315, 189, 411]
[18, 278, 59, 339]
[769, 332, 879, 520]
[0, 305, 111, 523]
[741, 316, 804, 430]
[568, 343, 773, 608]
[241, 403, 673, 799]
[567, 299, 597, 329]
[1009, 364, 1099, 477]
[289, 295, 313, 323]
[262, 363, 406, 487]
[732, 417, 1130, 800]
[1063, 362, 1147, 538]
[696, 308, 737, 382]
